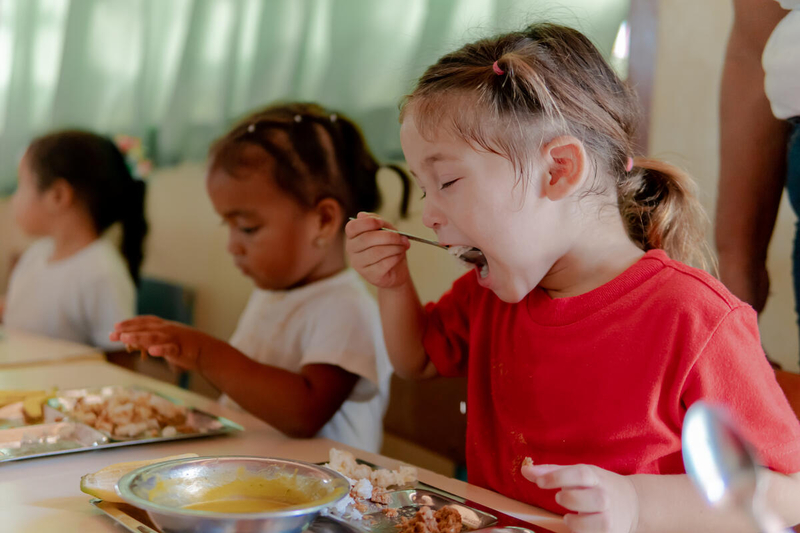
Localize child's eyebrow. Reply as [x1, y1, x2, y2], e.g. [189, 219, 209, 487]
[423, 153, 456, 166]
[222, 208, 257, 218]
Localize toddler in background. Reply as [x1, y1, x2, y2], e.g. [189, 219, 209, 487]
[3, 130, 147, 351]
[112, 103, 410, 452]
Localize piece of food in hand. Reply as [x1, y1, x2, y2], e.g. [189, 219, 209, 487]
[522, 457, 534, 468]
[80, 453, 199, 503]
[125, 343, 148, 361]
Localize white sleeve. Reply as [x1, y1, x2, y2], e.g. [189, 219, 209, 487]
[81, 272, 136, 351]
[298, 292, 385, 400]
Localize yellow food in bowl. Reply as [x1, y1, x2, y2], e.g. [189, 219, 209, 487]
[143, 467, 344, 514]
[183, 498, 292, 513]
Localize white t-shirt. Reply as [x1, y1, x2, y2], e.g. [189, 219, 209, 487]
[219, 269, 392, 453]
[2, 238, 135, 350]
[763, 0, 800, 119]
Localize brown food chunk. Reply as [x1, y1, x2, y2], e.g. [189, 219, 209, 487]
[395, 506, 462, 533]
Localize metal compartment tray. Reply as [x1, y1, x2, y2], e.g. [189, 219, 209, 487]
[0, 386, 242, 463]
[91, 481, 557, 533]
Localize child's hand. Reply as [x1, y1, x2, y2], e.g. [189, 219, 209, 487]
[346, 213, 412, 289]
[109, 316, 218, 372]
[522, 463, 639, 533]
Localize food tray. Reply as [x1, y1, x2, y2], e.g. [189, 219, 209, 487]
[0, 422, 107, 460]
[91, 479, 557, 533]
[0, 386, 242, 463]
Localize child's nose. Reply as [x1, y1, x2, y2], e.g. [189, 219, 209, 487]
[227, 232, 245, 256]
[421, 199, 446, 230]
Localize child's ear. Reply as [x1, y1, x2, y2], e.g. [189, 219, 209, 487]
[541, 136, 588, 201]
[44, 178, 75, 212]
[313, 198, 344, 244]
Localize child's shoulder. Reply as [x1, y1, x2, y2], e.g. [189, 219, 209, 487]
[649, 250, 742, 309]
[19, 238, 54, 261]
[79, 239, 132, 282]
[294, 269, 378, 318]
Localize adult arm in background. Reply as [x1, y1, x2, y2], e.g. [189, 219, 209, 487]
[716, 0, 790, 313]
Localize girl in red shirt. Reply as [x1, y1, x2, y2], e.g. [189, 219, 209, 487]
[347, 23, 800, 533]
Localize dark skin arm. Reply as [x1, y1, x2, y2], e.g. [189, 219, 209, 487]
[110, 316, 359, 438]
[716, 0, 790, 313]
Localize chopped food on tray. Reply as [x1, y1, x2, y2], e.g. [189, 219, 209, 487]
[396, 505, 463, 533]
[68, 389, 188, 438]
[80, 453, 199, 503]
[323, 448, 417, 520]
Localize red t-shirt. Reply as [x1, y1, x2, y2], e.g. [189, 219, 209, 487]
[423, 250, 800, 514]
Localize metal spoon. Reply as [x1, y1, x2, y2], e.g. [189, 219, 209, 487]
[347, 218, 486, 266]
[682, 401, 791, 533]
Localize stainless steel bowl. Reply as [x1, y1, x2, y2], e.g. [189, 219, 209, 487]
[117, 455, 350, 533]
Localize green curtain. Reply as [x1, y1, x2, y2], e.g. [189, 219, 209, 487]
[0, 0, 629, 194]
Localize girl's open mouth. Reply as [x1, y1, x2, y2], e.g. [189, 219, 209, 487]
[447, 246, 489, 279]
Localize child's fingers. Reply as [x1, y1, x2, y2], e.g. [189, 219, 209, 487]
[521, 464, 560, 482]
[347, 229, 409, 254]
[562, 511, 610, 533]
[357, 246, 410, 269]
[113, 315, 165, 332]
[365, 252, 408, 274]
[529, 464, 599, 490]
[148, 344, 180, 358]
[345, 214, 398, 238]
[118, 331, 174, 348]
[555, 487, 609, 514]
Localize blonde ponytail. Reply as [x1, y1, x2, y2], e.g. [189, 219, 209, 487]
[618, 157, 714, 271]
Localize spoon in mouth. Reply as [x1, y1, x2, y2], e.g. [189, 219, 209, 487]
[348, 218, 487, 267]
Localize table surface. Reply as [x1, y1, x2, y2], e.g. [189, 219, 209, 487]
[0, 356, 567, 533]
[0, 327, 104, 368]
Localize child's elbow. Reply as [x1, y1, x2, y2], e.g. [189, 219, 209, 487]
[392, 357, 437, 380]
[283, 424, 319, 439]
[282, 411, 330, 439]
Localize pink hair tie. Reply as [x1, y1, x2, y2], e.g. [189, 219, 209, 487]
[492, 61, 504, 76]
[625, 157, 634, 172]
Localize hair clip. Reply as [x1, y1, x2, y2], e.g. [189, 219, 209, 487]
[247, 124, 256, 133]
[294, 115, 302, 123]
[625, 157, 634, 172]
[330, 114, 338, 123]
[492, 60, 504, 76]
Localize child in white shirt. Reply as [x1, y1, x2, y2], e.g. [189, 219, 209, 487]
[3, 130, 147, 350]
[111, 103, 410, 452]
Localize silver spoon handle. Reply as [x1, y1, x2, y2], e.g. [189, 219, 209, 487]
[348, 218, 447, 249]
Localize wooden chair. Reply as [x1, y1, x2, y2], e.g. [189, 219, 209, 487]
[382, 375, 468, 476]
[774, 369, 800, 421]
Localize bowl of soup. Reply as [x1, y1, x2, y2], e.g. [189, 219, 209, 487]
[117, 455, 350, 533]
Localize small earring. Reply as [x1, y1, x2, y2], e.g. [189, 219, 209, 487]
[314, 237, 325, 247]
